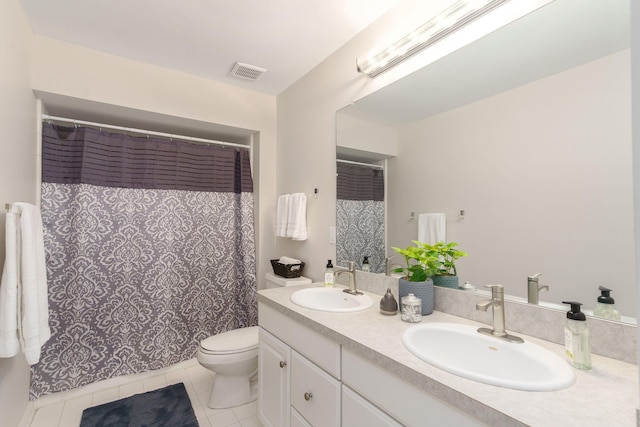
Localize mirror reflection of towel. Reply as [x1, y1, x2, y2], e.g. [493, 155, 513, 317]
[418, 213, 446, 244]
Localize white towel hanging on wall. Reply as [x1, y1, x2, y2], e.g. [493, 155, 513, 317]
[276, 194, 290, 238]
[0, 202, 50, 365]
[286, 193, 307, 241]
[418, 213, 446, 244]
[277, 193, 308, 241]
[0, 207, 20, 358]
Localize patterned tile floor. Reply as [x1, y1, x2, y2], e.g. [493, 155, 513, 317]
[25, 358, 263, 427]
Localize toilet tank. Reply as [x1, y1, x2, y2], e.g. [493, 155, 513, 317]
[265, 272, 312, 289]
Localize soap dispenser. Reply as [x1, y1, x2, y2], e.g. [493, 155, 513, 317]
[362, 256, 370, 272]
[562, 301, 591, 370]
[593, 286, 621, 321]
[324, 260, 334, 288]
[379, 288, 398, 315]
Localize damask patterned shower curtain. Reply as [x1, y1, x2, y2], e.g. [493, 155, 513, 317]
[336, 162, 385, 273]
[30, 123, 257, 399]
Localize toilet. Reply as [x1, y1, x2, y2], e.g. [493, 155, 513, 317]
[197, 273, 311, 409]
[197, 326, 260, 409]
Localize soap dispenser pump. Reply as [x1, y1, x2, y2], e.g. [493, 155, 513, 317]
[562, 301, 591, 370]
[594, 286, 621, 321]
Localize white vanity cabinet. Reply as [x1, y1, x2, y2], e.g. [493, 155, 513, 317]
[258, 304, 341, 427]
[342, 349, 484, 427]
[258, 302, 484, 427]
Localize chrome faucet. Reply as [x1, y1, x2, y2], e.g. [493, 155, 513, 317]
[527, 273, 549, 304]
[335, 261, 362, 295]
[385, 257, 393, 276]
[385, 256, 403, 276]
[476, 284, 523, 343]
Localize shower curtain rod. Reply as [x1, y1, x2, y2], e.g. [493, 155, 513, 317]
[42, 114, 249, 150]
[336, 159, 384, 169]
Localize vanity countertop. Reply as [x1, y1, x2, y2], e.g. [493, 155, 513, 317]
[257, 284, 638, 427]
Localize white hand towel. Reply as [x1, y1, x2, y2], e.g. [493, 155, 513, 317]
[278, 256, 301, 265]
[418, 213, 446, 244]
[15, 202, 50, 365]
[286, 193, 307, 241]
[0, 210, 20, 358]
[276, 195, 290, 238]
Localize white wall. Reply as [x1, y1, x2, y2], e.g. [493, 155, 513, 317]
[30, 36, 278, 289]
[387, 50, 634, 315]
[276, 1, 462, 280]
[0, 1, 38, 425]
[336, 114, 397, 160]
[631, 0, 640, 388]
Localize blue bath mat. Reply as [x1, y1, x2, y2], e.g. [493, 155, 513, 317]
[80, 382, 199, 427]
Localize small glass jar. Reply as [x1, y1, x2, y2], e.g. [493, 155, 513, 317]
[401, 293, 422, 323]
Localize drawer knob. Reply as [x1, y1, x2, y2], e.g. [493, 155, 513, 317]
[304, 392, 313, 401]
[279, 361, 287, 368]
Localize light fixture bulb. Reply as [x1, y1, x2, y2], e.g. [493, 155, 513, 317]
[356, 0, 509, 77]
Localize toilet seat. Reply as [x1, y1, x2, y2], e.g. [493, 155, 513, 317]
[200, 326, 258, 355]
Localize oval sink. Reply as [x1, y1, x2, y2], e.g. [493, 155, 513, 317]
[402, 323, 575, 391]
[291, 287, 373, 313]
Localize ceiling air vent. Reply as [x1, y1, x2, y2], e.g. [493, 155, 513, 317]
[230, 62, 266, 81]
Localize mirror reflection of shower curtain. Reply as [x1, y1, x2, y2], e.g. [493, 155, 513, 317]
[336, 162, 385, 273]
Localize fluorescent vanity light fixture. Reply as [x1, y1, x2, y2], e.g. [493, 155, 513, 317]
[356, 0, 510, 77]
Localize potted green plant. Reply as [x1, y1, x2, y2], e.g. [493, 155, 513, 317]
[430, 241, 467, 288]
[392, 241, 440, 315]
[392, 240, 439, 281]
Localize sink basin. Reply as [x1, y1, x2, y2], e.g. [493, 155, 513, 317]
[402, 323, 575, 391]
[291, 287, 373, 313]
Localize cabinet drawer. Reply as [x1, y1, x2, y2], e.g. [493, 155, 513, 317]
[290, 350, 340, 427]
[290, 407, 312, 427]
[342, 385, 402, 427]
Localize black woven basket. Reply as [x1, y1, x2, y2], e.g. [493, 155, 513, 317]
[271, 259, 305, 278]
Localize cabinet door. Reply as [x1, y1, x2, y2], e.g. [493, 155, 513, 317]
[259, 328, 290, 427]
[342, 385, 402, 427]
[290, 350, 341, 427]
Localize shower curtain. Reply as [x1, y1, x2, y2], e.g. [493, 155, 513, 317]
[30, 123, 257, 399]
[336, 162, 385, 273]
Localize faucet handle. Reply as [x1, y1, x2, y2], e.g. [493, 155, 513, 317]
[345, 261, 355, 270]
[484, 284, 504, 299]
[528, 273, 542, 280]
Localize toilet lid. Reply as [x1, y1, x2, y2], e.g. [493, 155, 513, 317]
[200, 326, 259, 354]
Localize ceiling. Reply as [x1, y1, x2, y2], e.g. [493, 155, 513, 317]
[19, 0, 402, 96]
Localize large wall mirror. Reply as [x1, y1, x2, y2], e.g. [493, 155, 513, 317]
[336, 0, 636, 320]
